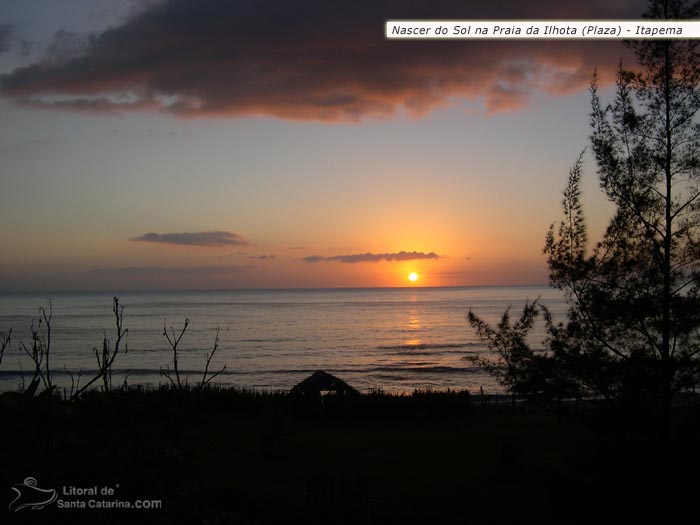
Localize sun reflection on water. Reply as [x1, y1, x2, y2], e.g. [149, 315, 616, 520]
[404, 309, 422, 346]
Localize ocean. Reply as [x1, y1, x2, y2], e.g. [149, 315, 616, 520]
[0, 286, 566, 394]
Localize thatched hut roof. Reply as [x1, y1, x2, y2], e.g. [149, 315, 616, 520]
[290, 370, 359, 396]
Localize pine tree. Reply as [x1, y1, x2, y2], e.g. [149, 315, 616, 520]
[560, 0, 700, 436]
[471, 0, 700, 443]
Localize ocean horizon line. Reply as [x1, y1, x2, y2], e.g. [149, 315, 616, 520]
[0, 283, 550, 296]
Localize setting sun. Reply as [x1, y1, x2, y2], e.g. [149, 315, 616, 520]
[408, 272, 419, 282]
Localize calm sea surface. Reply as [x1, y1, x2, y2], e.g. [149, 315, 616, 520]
[0, 286, 565, 394]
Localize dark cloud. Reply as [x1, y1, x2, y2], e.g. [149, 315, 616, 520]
[46, 29, 93, 60]
[248, 254, 276, 260]
[0, 25, 11, 54]
[131, 231, 248, 247]
[0, 24, 30, 56]
[304, 251, 440, 263]
[0, 0, 644, 120]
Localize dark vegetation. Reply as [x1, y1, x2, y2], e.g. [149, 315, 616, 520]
[161, 318, 227, 390]
[0, 329, 11, 368]
[2, 384, 700, 524]
[469, 0, 700, 420]
[3, 296, 226, 402]
[68, 297, 128, 400]
[466, 0, 700, 519]
[1, 384, 698, 525]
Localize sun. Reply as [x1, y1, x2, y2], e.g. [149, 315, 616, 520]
[408, 272, 419, 283]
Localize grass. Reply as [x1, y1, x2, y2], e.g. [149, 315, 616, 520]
[1, 386, 698, 524]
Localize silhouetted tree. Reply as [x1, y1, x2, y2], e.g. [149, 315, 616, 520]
[468, 300, 547, 399]
[18, 300, 54, 394]
[161, 319, 227, 390]
[162, 318, 189, 389]
[470, 0, 700, 440]
[72, 296, 128, 398]
[199, 327, 227, 390]
[0, 329, 10, 367]
[560, 0, 700, 431]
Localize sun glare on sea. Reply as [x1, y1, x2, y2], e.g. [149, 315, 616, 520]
[408, 272, 419, 282]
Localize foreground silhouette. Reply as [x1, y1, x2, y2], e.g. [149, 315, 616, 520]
[290, 370, 360, 397]
[2, 385, 700, 524]
[470, 0, 700, 448]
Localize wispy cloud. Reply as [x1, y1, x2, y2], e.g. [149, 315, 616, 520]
[0, 0, 641, 121]
[248, 254, 276, 260]
[131, 231, 248, 247]
[304, 251, 440, 263]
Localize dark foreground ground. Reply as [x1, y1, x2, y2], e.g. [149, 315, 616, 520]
[1, 387, 699, 524]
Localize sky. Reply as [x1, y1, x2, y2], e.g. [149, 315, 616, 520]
[0, 0, 650, 291]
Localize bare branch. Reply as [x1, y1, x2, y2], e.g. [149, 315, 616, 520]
[163, 317, 188, 389]
[71, 297, 128, 400]
[0, 329, 11, 367]
[200, 327, 227, 389]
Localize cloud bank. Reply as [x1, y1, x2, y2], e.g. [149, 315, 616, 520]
[304, 251, 440, 263]
[131, 231, 248, 247]
[0, 0, 643, 120]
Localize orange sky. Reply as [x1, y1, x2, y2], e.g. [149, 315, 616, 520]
[0, 0, 629, 291]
